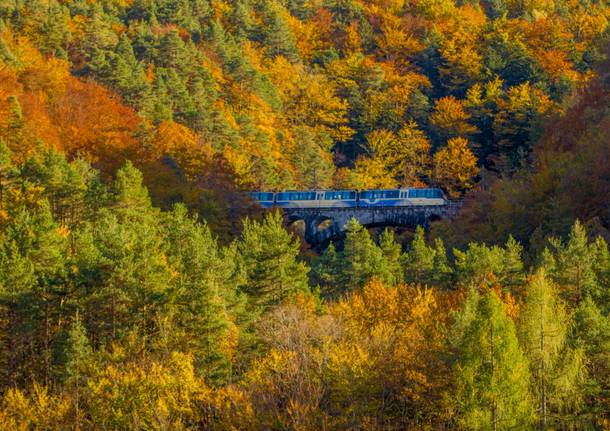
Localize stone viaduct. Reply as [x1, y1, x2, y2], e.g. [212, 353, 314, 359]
[283, 201, 462, 247]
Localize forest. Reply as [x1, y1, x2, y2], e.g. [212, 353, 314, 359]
[0, 0, 609, 428]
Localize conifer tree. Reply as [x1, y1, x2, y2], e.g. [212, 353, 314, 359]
[262, 2, 299, 62]
[570, 297, 610, 423]
[403, 226, 435, 285]
[238, 211, 309, 311]
[75, 163, 170, 342]
[591, 237, 610, 311]
[62, 317, 92, 429]
[0, 139, 15, 211]
[503, 235, 525, 291]
[378, 228, 403, 285]
[453, 290, 533, 431]
[311, 241, 340, 297]
[519, 270, 586, 429]
[338, 218, 386, 290]
[163, 204, 237, 381]
[432, 237, 453, 287]
[548, 220, 598, 305]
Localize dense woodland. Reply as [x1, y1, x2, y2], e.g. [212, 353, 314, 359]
[0, 0, 610, 428]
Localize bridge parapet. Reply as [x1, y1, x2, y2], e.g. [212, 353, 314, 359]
[283, 201, 462, 246]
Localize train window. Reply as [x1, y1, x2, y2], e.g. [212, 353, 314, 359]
[324, 191, 356, 200]
[292, 192, 315, 200]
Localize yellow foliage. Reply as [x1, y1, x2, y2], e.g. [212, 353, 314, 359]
[430, 96, 478, 139]
[347, 156, 398, 189]
[87, 351, 208, 429]
[433, 136, 479, 197]
[0, 384, 72, 430]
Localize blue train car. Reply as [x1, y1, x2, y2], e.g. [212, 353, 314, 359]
[358, 189, 403, 207]
[320, 190, 358, 208]
[247, 188, 446, 209]
[358, 188, 445, 207]
[275, 191, 319, 208]
[275, 190, 358, 208]
[246, 192, 275, 208]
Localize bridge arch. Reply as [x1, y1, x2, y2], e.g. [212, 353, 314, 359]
[282, 202, 461, 248]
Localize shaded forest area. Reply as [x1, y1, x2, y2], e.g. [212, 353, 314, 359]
[0, 0, 610, 428]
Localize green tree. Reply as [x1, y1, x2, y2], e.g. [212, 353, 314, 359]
[454, 238, 525, 290]
[262, 2, 299, 61]
[62, 317, 92, 429]
[311, 241, 340, 296]
[378, 229, 403, 285]
[74, 163, 170, 342]
[547, 220, 598, 305]
[453, 290, 533, 430]
[519, 270, 586, 430]
[0, 139, 16, 211]
[163, 204, 239, 382]
[237, 211, 309, 311]
[432, 237, 453, 287]
[338, 218, 386, 290]
[591, 236, 610, 312]
[403, 226, 435, 285]
[570, 297, 610, 425]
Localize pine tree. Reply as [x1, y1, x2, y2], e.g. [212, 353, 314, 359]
[591, 237, 610, 312]
[570, 297, 610, 425]
[503, 235, 526, 292]
[338, 218, 386, 290]
[0, 235, 36, 388]
[453, 290, 533, 431]
[158, 30, 190, 72]
[431, 237, 453, 287]
[262, 2, 299, 61]
[454, 240, 525, 290]
[75, 163, 170, 342]
[0, 139, 15, 211]
[0, 199, 67, 386]
[519, 270, 586, 429]
[163, 204, 237, 382]
[111, 161, 153, 215]
[1, 96, 26, 150]
[548, 220, 598, 305]
[238, 211, 309, 311]
[378, 229, 403, 285]
[311, 241, 340, 297]
[20, 150, 92, 228]
[231, 0, 254, 40]
[62, 316, 92, 429]
[403, 226, 435, 285]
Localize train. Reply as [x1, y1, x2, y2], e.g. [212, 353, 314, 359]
[247, 188, 446, 209]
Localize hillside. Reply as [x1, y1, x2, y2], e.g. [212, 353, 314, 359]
[1, 0, 609, 194]
[435, 43, 610, 253]
[0, 0, 609, 429]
